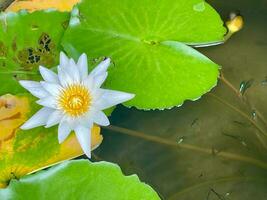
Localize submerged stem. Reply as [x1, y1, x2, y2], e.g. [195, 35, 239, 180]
[256, 110, 267, 128]
[103, 125, 267, 170]
[169, 176, 267, 200]
[208, 93, 267, 149]
[220, 73, 267, 127]
[219, 73, 267, 148]
[219, 73, 240, 97]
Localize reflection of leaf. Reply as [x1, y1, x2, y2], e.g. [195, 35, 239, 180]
[0, 159, 160, 200]
[0, 10, 69, 95]
[6, 0, 80, 12]
[0, 94, 103, 188]
[62, 0, 226, 110]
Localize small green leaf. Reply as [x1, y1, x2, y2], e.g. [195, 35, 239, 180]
[0, 159, 160, 200]
[0, 10, 69, 95]
[62, 0, 226, 110]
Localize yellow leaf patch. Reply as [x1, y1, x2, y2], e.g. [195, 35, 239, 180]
[6, 0, 80, 12]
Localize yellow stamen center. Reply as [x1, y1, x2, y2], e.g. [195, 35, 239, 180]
[59, 84, 91, 117]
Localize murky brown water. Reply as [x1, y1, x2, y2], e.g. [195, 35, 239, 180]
[93, 1, 267, 199]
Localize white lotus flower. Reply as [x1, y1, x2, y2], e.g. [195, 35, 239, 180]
[19, 52, 135, 158]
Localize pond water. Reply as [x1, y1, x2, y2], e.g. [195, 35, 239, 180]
[91, 1, 267, 199]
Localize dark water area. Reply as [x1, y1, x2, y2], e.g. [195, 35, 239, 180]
[93, 1, 267, 199]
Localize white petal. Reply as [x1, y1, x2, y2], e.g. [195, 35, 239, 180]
[19, 80, 49, 98]
[77, 53, 88, 80]
[37, 96, 58, 109]
[58, 121, 72, 143]
[77, 112, 94, 128]
[59, 52, 81, 83]
[93, 72, 108, 88]
[57, 66, 73, 87]
[60, 52, 69, 67]
[41, 81, 62, 97]
[82, 75, 94, 91]
[39, 66, 59, 84]
[92, 111, 110, 126]
[90, 58, 110, 77]
[45, 110, 64, 128]
[95, 89, 135, 110]
[79, 118, 93, 128]
[75, 125, 92, 158]
[20, 107, 53, 130]
[68, 58, 80, 82]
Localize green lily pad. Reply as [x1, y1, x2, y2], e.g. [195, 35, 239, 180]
[0, 159, 160, 200]
[62, 0, 226, 110]
[0, 10, 69, 95]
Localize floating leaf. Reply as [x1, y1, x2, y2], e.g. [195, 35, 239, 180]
[0, 159, 160, 199]
[6, 0, 80, 12]
[0, 10, 69, 95]
[0, 94, 103, 188]
[62, 0, 226, 109]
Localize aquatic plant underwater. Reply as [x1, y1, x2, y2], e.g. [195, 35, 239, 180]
[0, 0, 267, 199]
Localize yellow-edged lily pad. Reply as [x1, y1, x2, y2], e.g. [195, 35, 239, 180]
[0, 94, 102, 188]
[6, 0, 80, 12]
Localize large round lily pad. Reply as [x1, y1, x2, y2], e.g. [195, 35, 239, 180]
[62, 0, 226, 109]
[0, 159, 160, 200]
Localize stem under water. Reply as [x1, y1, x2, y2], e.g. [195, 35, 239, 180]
[219, 72, 267, 148]
[103, 125, 267, 170]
